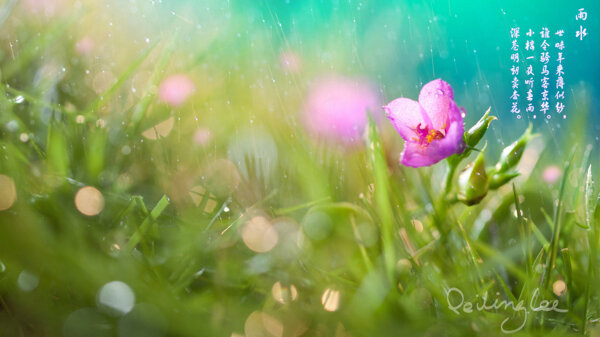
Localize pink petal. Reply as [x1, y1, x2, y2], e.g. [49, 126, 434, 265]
[383, 98, 430, 141]
[400, 120, 465, 167]
[419, 79, 454, 100]
[418, 79, 455, 131]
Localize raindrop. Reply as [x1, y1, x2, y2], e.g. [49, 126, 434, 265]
[6, 120, 18, 132]
[14, 95, 24, 104]
[97, 281, 135, 316]
[17, 270, 39, 292]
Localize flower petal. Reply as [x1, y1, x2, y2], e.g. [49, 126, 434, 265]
[418, 79, 455, 131]
[400, 120, 465, 167]
[383, 98, 430, 140]
[419, 78, 454, 100]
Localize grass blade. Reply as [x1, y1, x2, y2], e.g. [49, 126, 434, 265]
[365, 116, 395, 284]
[84, 40, 159, 116]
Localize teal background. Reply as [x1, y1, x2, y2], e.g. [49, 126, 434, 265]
[142, 0, 600, 149]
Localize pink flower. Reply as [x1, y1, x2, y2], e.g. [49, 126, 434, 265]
[159, 74, 195, 107]
[302, 75, 380, 146]
[384, 79, 465, 167]
[542, 165, 561, 184]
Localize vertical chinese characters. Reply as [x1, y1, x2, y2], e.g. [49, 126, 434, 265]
[576, 8, 588, 40]
[525, 29, 535, 117]
[508, 7, 591, 121]
[510, 27, 520, 118]
[540, 27, 550, 118]
[555, 30, 565, 118]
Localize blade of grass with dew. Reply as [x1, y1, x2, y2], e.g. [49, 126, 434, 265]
[0, 87, 46, 158]
[4, 86, 72, 116]
[559, 248, 572, 310]
[541, 153, 573, 294]
[273, 196, 331, 215]
[365, 116, 396, 284]
[83, 40, 159, 116]
[125, 195, 170, 253]
[350, 214, 375, 273]
[529, 219, 549, 248]
[513, 183, 531, 276]
[518, 246, 546, 304]
[129, 32, 179, 131]
[493, 269, 519, 305]
[583, 165, 596, 334]
[46, 122, 69, 177]
[303, 202, 372, 221]
[456, 221, 485, 291]
[84, 129, 107, 182]
[0, 0, 17, 31]
[2, 16, 77, 79]
[472, 240, 528, 282]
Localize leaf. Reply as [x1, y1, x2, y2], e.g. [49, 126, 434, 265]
[126, 195, 170, 252]
[541, 152, 574, 295]
[365, 116, 395, 284]
[46, 123, 69, 177]
[84, 40, 159, 116]
[585, 165, 594, 230]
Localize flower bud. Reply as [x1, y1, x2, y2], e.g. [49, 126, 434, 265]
[458, 149, 488, 206]
[495, 124, 534, 172]
[488, 170, 520, 190]
[465, 108, 496, 148]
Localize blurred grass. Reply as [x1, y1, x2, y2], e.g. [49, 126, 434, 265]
[0, 1, 598, 337]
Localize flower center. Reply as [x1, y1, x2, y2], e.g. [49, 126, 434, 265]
[412, 123, 445, 146]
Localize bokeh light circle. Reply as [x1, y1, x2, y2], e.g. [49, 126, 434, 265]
[75, 186, 105, 216]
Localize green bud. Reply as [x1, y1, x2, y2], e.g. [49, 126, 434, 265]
[465, 108, 496, 148]
[488, 170, 520, 190]
[458, 148, 488, 206]
[495, 124, 534, 172]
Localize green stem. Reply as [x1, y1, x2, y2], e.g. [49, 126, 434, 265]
[444, 162, 458, 196]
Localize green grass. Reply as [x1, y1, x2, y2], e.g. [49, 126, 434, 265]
[0, 3, 599, 337]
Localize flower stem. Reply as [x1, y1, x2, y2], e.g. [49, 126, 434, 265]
[444, 162, 457, 196]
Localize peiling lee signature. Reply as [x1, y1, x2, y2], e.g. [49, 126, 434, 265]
[445, 287, 568, 334]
